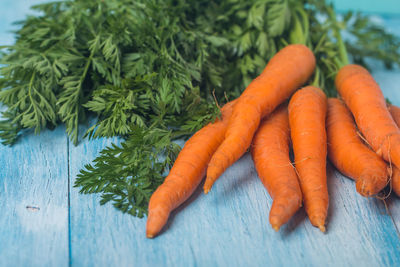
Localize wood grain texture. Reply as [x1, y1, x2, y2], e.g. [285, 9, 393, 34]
[0, 128, 69, 267]
[389, 196, 400, 237]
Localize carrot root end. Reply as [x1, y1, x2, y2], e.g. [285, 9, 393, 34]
[146, 232, 155, 239]
[272, 225, 280, 232]
[310, 215, 326, 233]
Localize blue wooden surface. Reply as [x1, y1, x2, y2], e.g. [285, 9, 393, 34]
[1, 1, 400, 266]
[0, 127, 69, 266]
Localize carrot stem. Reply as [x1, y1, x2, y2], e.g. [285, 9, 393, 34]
[327, 6, 350, 68]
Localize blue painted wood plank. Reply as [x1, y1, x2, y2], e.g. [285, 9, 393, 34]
[0, 0, 48, 45]
[0, 128, 69, 267]
[388, 197, 400, 237]
[68, 135, 400, 267]
[0, 1, 69, 266]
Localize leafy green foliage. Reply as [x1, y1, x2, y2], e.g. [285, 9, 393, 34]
[1, 0, 400, 216]
[0, 111, 21, 145]
[344, 12, 400, 69]
[267, 0, 291, 37]
[75, 127, 181, 217]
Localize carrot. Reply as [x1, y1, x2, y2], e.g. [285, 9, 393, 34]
[204, 44, 316, 193]
[391, 165, 400, 197]
[387, 104, 400, 196]
[335, 64, 400, 171]
[326, 98, 389, 196]
[251, 104, 302, 231]
[288, 86, 328, 232]
[146, 100, 236, 238]
[388, 104, 400, 126]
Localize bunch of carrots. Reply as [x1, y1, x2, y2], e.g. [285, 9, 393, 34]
[145, 44, 400, 238]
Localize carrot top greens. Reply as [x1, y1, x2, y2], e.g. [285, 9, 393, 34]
[1, 0, 400, 217]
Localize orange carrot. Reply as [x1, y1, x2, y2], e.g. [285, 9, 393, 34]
[326, 98, 389, 196]
[335, 65, 400, 171]
[391, 165, 400, 197]
[204, 44, 316, 193]
[388, 104, 400, 127]
[251, 104, 302, 231]
[146, 100, 236, 238]
[288, 86, 328, 232]
[387, 104, 400, 196]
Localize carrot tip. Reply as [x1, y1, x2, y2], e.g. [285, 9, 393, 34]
[147, 234, 154, 239]
[310, 215, 326, 233]
[272, 225, 280, 232]
[203, 179, 213, 194]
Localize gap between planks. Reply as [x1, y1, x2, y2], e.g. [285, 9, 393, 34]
[67, 137, 72, 267]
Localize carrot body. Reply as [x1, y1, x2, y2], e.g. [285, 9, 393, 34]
[326, 98, 389, 196]
[146, 101, 236, 238]
[204, 44, 316, 193]
[288, 86, 328, 232]
[388, 104, 400, 127]
[387, 104, 400, 196]
[251, 105, 302, 231]
[335, 65, 400, 171]
[391, 165, 400, 197]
